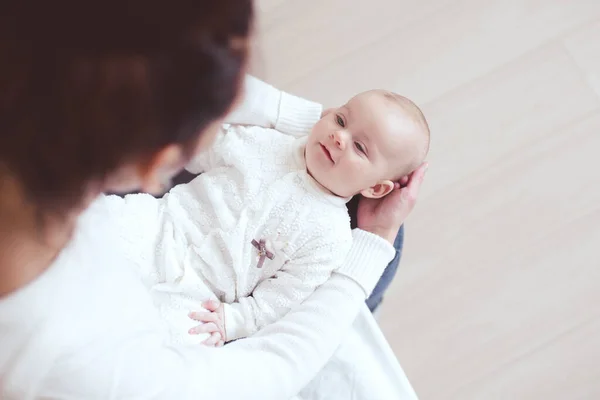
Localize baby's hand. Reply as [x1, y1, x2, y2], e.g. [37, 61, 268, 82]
[188, 300, 226, 347]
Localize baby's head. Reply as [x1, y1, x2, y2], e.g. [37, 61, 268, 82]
[305, 90, 430, 198]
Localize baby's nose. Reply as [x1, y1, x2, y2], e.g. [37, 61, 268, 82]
[331, 131, 346, 150]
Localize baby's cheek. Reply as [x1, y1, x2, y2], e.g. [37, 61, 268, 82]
[333, 163, 358, 191]
[354, 163, 379, 189]
[348, 160, 367, 178]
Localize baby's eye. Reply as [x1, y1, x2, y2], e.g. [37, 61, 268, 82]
[354, 142, 366, 154]
[336, 115, 345, 128]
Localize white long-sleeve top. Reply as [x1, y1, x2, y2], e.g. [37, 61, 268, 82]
[0, 76, 395, 399]
[165, 123, 353, 340]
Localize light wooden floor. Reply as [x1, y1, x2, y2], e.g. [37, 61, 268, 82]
[254, 1, 600, 399]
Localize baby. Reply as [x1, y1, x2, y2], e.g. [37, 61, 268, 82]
[110, 88, 429, 346]
[305, 90, 429, 199]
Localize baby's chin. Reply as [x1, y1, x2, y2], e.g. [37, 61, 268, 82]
[305, 162, 343, 198]
[312, 174, 355, 199]
[305, 164, 334, 196]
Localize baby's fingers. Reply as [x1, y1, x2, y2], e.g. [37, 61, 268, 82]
[202, 332, 222, 347]
[189, 322, 219, 335]
[188, 311, 218, 323]
[202, 300, 221, 312]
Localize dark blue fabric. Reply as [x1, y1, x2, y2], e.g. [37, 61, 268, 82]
[344, 195, 406, 313]
[366, 225, 404, 312]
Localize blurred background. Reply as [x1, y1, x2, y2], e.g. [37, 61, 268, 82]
[252, 1, 600, 399]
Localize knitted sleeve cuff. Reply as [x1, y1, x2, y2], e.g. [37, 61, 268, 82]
[275, 91, 323, 137]
[335, 229, 396, 297]
[224, 75, 280, 128]
[222, 303, 249, 342]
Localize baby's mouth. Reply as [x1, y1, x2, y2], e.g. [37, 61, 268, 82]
[320, 143, 334, 164]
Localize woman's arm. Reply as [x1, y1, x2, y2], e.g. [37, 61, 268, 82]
[40, 231, 391, 399]
[45, 164, 427, 399]
[208, 230, 394, 398]
[225, 75, 322, 136]
[186, 76, 319, 174]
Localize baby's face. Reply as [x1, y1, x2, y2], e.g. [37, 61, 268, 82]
[305, 90, 425, 198]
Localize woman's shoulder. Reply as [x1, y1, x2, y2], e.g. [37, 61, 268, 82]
[0, 212, 166, 396]
[2, 197, 149, 312]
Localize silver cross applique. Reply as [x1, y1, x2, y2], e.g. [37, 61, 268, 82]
[251, 239, 275, 268]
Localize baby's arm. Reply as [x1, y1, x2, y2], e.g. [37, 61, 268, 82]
[223, 235, 353, 342]
[187, 76, 321, 174]
[187, 76, 322, 174]
[225, 75, 322, 137]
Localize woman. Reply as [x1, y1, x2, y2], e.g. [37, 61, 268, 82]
[0, 1, 426, 398]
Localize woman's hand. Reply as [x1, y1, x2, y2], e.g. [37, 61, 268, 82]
[357, 162, 428, 244]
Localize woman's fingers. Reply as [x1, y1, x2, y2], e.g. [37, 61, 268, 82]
[356, 162, 428, 244]
[399, 175, 410, 188]
[393, 175, 410, 190]
[402, 162, 428, 204]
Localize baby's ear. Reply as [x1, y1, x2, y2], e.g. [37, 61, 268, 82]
[360, 180, 395, 199]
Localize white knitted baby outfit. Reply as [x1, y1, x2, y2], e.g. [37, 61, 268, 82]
[109, 123, 352, 344]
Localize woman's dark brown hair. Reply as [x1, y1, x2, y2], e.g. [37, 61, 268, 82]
[0, 0, 253, 216]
